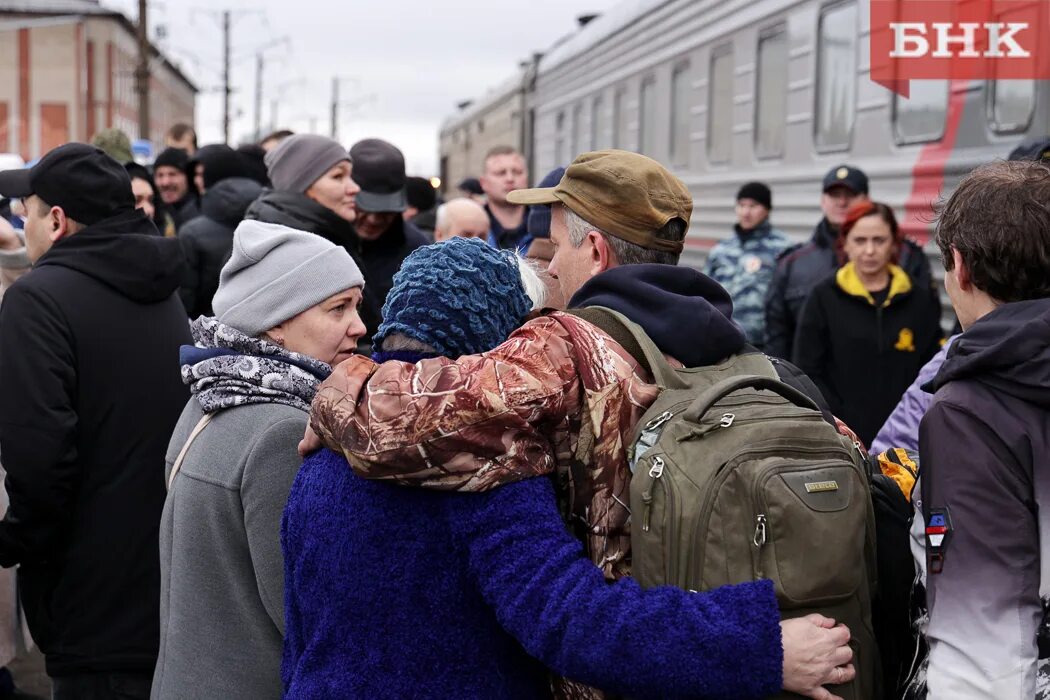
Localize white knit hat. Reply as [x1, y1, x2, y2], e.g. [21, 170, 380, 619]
[212, 220, 365, 336]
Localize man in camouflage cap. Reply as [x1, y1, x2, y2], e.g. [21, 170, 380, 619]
[303, 150, 856, 699]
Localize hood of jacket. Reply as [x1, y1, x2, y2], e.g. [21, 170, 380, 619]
[35, 208, 185, 303]
[930, 297, 1050, 408]
[567, 264, 747, 366]
[244, 189, 360, 252]
[200, 177, 264, 228]
[835, 262, 913, 307]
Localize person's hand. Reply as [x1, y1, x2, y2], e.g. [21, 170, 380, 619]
[780, 614, 855, 700]
[0, 217, 22, 252]
[298, 423, 322, 457]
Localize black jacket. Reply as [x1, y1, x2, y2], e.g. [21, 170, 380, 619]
[360, 218, 429, 319]
[917, 298, 1050, 694]
[764, 218, 936, 360]
[178, 177, 263, 318]
[792, 263, 942, 445]
[0, 210, 191, 676]
[245, 190, 383, 343]
[170, 191, 200, 231]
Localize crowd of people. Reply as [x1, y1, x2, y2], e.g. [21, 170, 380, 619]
[0, 121, 1045, 700]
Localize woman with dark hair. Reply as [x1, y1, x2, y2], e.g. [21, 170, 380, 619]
[792, 200, 942, 446]
[125, 162, 177, 237]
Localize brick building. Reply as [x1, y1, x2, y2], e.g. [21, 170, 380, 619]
[0, 0, 196, 161]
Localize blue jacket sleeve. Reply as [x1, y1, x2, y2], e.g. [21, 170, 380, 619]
[446, 477, 783, 700]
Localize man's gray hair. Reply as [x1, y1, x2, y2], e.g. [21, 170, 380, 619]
[435, 203, 449, 233]
[563, 207, 686, 266]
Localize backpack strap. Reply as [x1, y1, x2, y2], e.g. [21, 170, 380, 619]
[682, 374, 820, 424]
[167, 412, 215, 490]
[565, 307, 688, 390]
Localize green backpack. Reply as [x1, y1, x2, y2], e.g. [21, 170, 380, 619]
[573, 307, 880, 700]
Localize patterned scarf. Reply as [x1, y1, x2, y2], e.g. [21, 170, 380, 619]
[182, 317, 332, 413]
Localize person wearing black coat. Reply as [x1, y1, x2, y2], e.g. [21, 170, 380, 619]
[765, 165, 936, 360]
[178, 176, 263, 317]
[0, 145, 191, 698]
[792, 201, 941, 446]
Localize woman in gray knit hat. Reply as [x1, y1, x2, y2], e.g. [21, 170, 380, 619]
[244, 133, 382, 344]
[152, 219, 366, 700]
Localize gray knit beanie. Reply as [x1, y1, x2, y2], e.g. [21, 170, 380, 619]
[264, 134, 350, 193]
[212, 220, 365, 336]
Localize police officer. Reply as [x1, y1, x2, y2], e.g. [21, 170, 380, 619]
[763, 165, 935, 360]
[704, 181, 790, 350]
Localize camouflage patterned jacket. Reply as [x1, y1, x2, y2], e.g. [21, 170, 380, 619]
[703, 221, 791, 350]
[311, 311, 660, 581]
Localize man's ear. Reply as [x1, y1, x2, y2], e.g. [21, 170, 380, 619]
[588, 230, 616, 274]
[49, 206, 70, 242]
[952, 248, 972, 292]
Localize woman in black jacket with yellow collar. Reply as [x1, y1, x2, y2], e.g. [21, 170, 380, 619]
[793, 201, 942, 446]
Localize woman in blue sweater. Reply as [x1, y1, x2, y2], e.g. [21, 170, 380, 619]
[282, 238, 788, 699]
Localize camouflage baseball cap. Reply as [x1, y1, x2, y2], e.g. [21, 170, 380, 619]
[90, 128, 133, 164]
[507, 150, 691, 254]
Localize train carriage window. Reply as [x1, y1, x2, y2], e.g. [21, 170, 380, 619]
[591, 95, 606, 150]
[990, 80, 1036, 133]
[815, 1, 857, 151]
[671, 62, 692, 167]
[555, 111, 566, 165]
[755, 27, 788, 158]
[639, 77, 657, 155]
[894, 80, 948, 144]
[612, 88, 627, 149]
[571, 104, 584, 159]
[708, 47, 733, 164]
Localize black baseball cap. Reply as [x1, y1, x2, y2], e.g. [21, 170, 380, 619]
[0, 143, 134, 225]
[822, 165, 869, 195]
[349, 138, 407, 213]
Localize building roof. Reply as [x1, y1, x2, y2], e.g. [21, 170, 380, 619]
[0, 0, 198, 93]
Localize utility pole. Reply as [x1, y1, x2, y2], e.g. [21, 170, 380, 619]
[135, 0, 150, 141]
[254, 53, 263, 141]
[222, 10, 231, 144]
[330, 77, 339, 141]
[270, 98, 278, 134]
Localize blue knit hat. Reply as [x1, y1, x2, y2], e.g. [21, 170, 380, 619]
[525, 166, 566, 240]
[374, 237, 532, 358]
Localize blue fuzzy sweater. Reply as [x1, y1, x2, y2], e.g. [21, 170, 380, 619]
[281, 448, 784, 699]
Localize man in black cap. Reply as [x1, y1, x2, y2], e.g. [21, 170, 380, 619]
[0, 143, 191, 699]
[349, 138, 428, 315]
[764, 164, 934, 360]
[153, 146, 199, 230]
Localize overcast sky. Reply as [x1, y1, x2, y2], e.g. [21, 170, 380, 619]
[101, 0, 616, 175]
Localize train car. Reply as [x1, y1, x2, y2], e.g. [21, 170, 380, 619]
[440, 0, 1048, 273]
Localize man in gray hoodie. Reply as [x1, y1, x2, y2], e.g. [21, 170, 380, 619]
[913, 160, 1050, 698]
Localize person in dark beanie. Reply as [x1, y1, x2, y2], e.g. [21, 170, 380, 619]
[153, 146, 199, 230]
[0, 144, 191, 699]
[244, 133, 381, 348]
[704, 181, 790, 350]
[125, 162, 177, 236]
[348, 138, 428, 320]
[519, 166, 565, 266]
[403, 175, 438, 237]
[235, 143, 271, 186]
[177, 147, 264, 317]
[457, 176, 485, 203]
[187, 144, 251, 196]
[764, 165, 935, 359]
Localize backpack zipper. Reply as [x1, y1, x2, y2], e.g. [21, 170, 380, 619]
[639, 454, 681, 584]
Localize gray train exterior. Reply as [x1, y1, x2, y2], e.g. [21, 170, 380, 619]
[439, 0, 1048, 270]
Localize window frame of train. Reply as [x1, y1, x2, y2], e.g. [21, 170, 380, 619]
[814, 0, 858, 153]
[591, 94, 605, 150]
[893, 80, 950, 145]
[555, 111, 566, 165]
[639, 76, 658, 156]
[707, 44, 734, 165]
[984, 5, 1038, 134]
[755, 24, 788, 159]
[612, 87, 627, 149]
[571, 102, 584, 158]
[670, 60, 692, 168]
